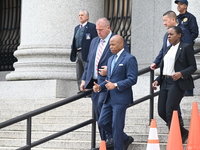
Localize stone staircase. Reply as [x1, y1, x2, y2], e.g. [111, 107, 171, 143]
[0, 94, 199, 150]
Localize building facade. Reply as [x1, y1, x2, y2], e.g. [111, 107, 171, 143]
[0, 0, 199, 98]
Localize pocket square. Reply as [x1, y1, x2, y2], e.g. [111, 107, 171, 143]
[119, 64, 123, 66]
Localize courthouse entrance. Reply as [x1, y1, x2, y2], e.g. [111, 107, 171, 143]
[105, 0, 132, 49]
[0, 0, 132, 72]
[0, 0, 21, 71]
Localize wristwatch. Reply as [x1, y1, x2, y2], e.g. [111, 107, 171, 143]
[114, 83, 118, 88]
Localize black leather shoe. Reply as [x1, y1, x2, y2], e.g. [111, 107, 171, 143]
[123, 136, 134, 150]
[106, 138, 114, 147]
[182, 130, 189, 144]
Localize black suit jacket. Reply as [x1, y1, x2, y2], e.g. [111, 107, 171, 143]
[70, 22, 98, 62]
[156, 42, 197, 91]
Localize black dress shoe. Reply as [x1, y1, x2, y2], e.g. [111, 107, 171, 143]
[123, 136, 134, 150]
[106, 138, 114, 147]
[182, 130, 189, 144]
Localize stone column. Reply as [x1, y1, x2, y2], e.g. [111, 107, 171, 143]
[6, 0, 103, 80]
[131, 0, 171, 69]
[187, 0, 200, 76]
[2, 0, 104, 98]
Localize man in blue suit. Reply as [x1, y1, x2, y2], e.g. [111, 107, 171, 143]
[80, 18, 129, 149]
[80, 17, 115, 149]
[150, 10, 193, 70]
[70, 10, 97, 92]
[93, 35, 138, 150]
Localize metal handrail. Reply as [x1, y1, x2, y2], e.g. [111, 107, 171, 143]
[0, 90, 95, 150]
[0, 48, 200, 149]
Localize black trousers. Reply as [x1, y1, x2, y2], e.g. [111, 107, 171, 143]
[158, 77, 185, 129]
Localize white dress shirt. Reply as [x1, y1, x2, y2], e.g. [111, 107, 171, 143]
[93, 31, 112, 79]
[163, 42, 180, 76]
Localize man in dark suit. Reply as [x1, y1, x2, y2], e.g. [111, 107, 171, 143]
[152, 26, 197, 143]
[80, 18, 129, 150]
[80, 17, 115, 149]
[150, 10, 193, 70]
[93, 35, 138, 150]
[70, 10, 97, 92]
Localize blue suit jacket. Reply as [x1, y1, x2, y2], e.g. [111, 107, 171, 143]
[100, 50, 138, 104]
[82, 33, 129, 89]
[153, 26, 193, 65]
[70, 22, 98, 62]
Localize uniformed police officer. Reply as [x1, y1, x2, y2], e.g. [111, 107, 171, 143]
[175, 0, 199, 45]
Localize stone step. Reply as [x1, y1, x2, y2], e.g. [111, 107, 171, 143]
[1, 116, 189, 134]
[0, 148, 67, 150]
[0, 135, 188, 150]
[131, 142, 188, 150]
[0, 124, 189, 143]
[0, 138, 92, 149]
[0, 96, 199, 150]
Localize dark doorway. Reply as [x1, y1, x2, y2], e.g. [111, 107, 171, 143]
[104, 0, 131, 49]
[0, 0, 21, 71]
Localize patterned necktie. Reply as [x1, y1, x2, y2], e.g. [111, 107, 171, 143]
[111, 54, 117, 73]
[94, 40, 105, 77]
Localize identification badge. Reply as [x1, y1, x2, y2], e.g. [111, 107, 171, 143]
[183, 18, 188, 22]
[86, 33, 91, 40]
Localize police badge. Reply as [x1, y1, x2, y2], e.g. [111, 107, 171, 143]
[183, 18, 188, 22]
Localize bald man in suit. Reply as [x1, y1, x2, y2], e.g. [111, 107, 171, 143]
[93, 35, 138, 150]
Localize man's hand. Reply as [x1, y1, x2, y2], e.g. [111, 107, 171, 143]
[105, 80, 116, 90]
[99, 66, 107, 76]
[93, 82, 100, 92]
[152, 81, 159, 90]
[150, 63, 157, 70]
[80, 80, 86, 91]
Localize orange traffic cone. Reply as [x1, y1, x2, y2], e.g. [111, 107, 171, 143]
[146, 119, 160, 150]
[99, 140, 107, 150]
[166, 111, 183, 150]
[186, 102, 200, 150]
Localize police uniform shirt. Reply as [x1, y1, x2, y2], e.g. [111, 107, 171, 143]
[177, 11, 199, 42]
